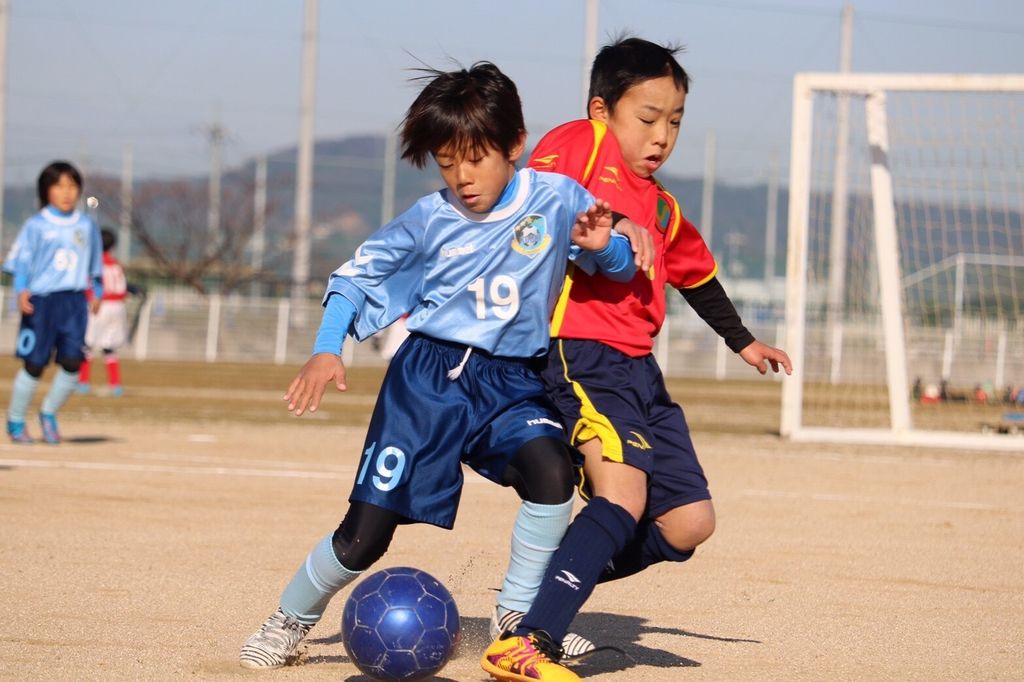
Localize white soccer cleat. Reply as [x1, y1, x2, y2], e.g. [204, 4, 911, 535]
[239, 608, 312, 669]
[489, 606, 598, 663]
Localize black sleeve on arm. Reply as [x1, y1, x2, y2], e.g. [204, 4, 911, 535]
[611, 211, 629, 227]
[678, 277, 756, 353]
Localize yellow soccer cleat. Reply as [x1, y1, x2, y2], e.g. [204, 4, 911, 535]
[481, 630, 581, 682]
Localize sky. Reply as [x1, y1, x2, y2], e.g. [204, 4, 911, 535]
[5, 0, 1023, 188]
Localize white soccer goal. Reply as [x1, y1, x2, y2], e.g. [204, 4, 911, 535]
[782, 73, 1024, 452]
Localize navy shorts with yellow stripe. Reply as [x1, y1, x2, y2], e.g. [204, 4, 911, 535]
[541, 338, 710, 519]
[349, 334, 566, 530]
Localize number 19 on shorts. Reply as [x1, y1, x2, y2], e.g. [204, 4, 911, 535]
[357, 442, 407, 492]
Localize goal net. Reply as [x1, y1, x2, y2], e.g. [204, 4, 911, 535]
[782, 73, 1024, 451]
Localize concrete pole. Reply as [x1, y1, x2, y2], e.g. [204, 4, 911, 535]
[119, 144, 133, 263]
[207, 116, 224, 255]
[0, 0, 9, 253]
[581, 0, 598, 113]
[291, 0, 318, 307]
[765, 150, 779, 284]
[826, 3, 854, 381]
[700, 129, 717, 248]
[251, 155, 267, 297]
[380, 131, 397, 225]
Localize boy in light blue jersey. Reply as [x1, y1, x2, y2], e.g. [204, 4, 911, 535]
[240, 63, 633, 681]
[3, 161, 103, 444]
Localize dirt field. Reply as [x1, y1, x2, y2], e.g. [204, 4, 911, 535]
[1, 360, 1021, 681]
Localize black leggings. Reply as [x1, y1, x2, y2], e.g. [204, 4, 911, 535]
[23, 357, 81, 378]
[331, 436, 575, 570]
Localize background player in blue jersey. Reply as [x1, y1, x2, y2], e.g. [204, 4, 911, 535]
[240, 63, 632, 681]
[3, 161, 103, 444]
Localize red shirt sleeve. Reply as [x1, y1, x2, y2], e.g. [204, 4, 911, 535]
[662, 195, 718, 289]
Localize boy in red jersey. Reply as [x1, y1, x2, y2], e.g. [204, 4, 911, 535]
[483, 37, 792, 677]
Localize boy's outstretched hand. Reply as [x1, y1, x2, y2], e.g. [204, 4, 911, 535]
[284, 352, 348, 416]
[739, 340, 793, 376]
[571, 199, 613, 252]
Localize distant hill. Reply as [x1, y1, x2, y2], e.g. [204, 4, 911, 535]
[1, 134, 791, 283]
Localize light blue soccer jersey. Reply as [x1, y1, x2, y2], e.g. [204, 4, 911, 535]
[325, 168, 625, 359]
[3, 207, 102, 294]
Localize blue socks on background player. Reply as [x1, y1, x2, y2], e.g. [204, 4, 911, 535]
[280, 533, 362, 626]
[496, 498, 575, 616]
[8, 369, 39, 423]
[517, 496, 636, 643]
[598, 518, 695, 583]
[41, 368, 79, 416]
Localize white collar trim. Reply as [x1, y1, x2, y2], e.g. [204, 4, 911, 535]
[445, 168, 531, 223]
[42, 208, 82, 226]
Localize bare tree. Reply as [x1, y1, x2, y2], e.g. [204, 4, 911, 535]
[89, 171, 291, 295]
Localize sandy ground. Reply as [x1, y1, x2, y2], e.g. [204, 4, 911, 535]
[0, 361, 1021, 681]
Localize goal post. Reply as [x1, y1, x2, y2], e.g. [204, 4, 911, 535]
[782, 73, 1024, 452]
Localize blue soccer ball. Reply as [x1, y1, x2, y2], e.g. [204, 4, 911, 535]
[341, 566, 460, 681]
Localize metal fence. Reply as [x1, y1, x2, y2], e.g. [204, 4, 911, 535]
[3, 285, 1014, 389]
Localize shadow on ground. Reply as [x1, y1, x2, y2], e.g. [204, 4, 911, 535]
[304, 612, 762, 676]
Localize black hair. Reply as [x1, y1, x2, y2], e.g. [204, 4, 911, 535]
[101, 228, 117, 252]
[589, 36, 689, 114]
[37, 160, 83, 208]
[400, 61, 525, 168]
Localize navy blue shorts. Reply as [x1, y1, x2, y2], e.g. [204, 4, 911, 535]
[349, 334, 566, 529]
[15, 290, 88, 367]
[541, 338, 710, 519]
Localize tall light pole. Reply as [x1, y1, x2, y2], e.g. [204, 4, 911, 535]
[120, 144, 133, 263]
[291, 0, 318, 307]
[0, 0, 9, 253]
[206, 116, 224, 254]
[581, 0, 598, 113]
[700, 129, 717, 249]
[251, 155, 267, 297]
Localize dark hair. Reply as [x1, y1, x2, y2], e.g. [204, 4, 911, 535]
[37, 160, 83, 208]
[400, 61, 525, 168]
[589, 37, 689, 114]
[101, 228, 117, 252]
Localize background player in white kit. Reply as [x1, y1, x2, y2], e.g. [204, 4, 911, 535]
[79, 228, 139, 397]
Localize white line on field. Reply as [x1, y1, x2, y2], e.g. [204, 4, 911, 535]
[0, 458, 490, 483]
[740, 488, 1019, 512]
[735, 450, 954, 466]
[0, 458, 355, 480]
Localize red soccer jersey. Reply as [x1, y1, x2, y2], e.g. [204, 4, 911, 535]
[529, 119, 717, 357]
[99, 252, 128, 301]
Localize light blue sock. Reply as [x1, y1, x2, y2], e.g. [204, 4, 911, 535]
[280, 533, 362, 626]
[41, 368, 79, 415]
[8, 369, 39, 422]
[496, 498, 574, 615]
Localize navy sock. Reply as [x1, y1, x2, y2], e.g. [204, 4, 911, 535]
[517, 497, 636, 644]
[598, 518, 694, 584]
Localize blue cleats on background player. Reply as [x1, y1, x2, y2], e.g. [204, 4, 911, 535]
[39, 413, 61, 444]
[7, 420, 34, 444]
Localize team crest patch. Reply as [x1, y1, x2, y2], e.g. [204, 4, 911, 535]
[511, 214, 551, 256]
[656, 196, 672, 232]
[73, 229, 87, 246]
